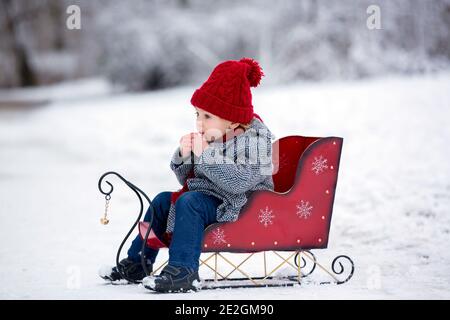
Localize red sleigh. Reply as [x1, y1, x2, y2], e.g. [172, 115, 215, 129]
[99, 135, 354, 288]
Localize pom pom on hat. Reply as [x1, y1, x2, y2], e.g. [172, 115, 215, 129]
[239, 57, 264, 87]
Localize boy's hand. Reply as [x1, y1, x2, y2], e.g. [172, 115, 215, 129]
[179, 133, 194, 158]
[192, 132, 209, 157]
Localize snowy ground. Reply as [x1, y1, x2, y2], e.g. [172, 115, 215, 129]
[1, 72, 450, 299]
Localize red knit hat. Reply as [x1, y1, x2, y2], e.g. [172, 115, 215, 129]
[190, 57, 264, 124]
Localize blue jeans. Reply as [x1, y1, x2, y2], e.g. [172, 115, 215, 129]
[127, 191, 222, 270]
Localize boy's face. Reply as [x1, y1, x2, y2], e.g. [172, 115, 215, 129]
[194, 107, 239, 143]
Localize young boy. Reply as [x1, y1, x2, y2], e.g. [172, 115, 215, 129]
[100, 58, 275, 293]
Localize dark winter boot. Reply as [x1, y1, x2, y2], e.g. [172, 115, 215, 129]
[99, 257, 152, 283]
[142, 264, 201, 293]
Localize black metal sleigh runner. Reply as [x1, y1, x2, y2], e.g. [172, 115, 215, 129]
[98, 135, 354, 290]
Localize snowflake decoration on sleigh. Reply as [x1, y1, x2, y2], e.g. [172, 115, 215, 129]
[311, 155, 328, 175]
[296, 200, 313, 219]
[258, 206, 275, 227]
[212, 227, 227, 245]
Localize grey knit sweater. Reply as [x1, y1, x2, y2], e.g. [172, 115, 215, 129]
[166, 117, 275, 233]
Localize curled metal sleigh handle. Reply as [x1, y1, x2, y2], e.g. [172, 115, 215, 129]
[98, 171, 155, 283]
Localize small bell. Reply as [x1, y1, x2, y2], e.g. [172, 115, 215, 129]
[101, 195, 111, 225]
[100, 216, 109, 225]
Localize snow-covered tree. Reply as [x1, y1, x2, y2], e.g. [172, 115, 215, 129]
[0, 0, 449, 89]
